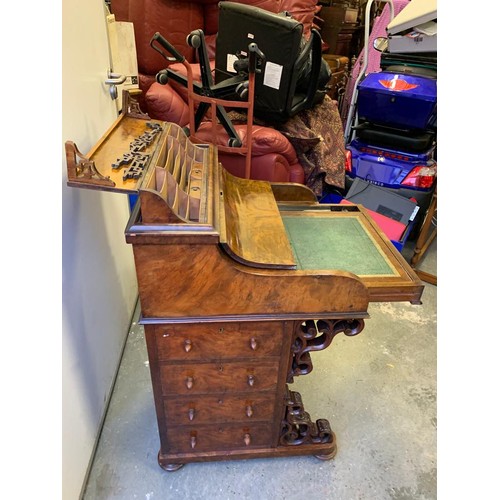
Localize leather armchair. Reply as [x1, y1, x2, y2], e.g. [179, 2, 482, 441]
[111, 0, 323, 184]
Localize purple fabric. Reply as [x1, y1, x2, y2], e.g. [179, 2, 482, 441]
[340, 0, 410, 125]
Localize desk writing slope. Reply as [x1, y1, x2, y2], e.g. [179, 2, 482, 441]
[282, 215, 397, 276]
[66, 98, 423, 472]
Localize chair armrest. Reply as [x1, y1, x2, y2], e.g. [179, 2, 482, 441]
[145, 82, 190, 124]
[194, 122, 298, 164]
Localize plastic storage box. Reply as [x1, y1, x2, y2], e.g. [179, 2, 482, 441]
[357, 71, 437, 131]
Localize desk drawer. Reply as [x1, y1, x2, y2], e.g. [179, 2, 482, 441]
[164, 394, 275, 426]
[165, 422, 273, 453]
[160, 360, 279, 396]
[155, 322, 283, 361]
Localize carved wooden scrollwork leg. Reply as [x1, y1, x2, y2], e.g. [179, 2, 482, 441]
[289, 318, 365, 381]
[279, 318, 365, 459]
[280, 388, 335, 447]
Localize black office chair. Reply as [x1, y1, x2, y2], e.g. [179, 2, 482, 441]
[214, 1, 329, 124]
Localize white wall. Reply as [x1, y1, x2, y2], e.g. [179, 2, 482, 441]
[61, 0, 138, 498]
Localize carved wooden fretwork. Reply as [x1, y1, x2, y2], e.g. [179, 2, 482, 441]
[65, 141, 115, 188]
[280, 388, 334, 446]
[122, 90, 150, 119]
[288, 318, 365, 382]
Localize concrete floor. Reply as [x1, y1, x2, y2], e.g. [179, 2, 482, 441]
[82, 239, 437, 500]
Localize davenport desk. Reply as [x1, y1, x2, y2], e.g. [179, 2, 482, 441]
[66, 94, 424, 471]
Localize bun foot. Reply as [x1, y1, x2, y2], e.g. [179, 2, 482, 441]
[158, 451, 185, 472]
[160, 462, 185, 472]
[314, 444, 337, 461]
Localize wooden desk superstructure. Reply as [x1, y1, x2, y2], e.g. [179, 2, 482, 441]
[66, 95, 423, 471]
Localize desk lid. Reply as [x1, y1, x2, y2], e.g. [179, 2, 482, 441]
[66, 92, 216, 227]
[219, 168, 296, 269]
[66, 92, 165, 194]
[276, 203, 424, 303]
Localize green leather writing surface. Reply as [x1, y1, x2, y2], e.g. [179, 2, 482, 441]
[282, 216, 397, 276]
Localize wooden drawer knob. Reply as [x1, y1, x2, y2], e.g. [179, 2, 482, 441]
[246, 405, 253, 418]
[244, 433, 251, 446]
[190, 433, 197, 449]
[188, 407, 195, 421]
[250, 337, 258, 351]
[186, 376, 194, 390]
[183, 339, 192, 353]
[247, 375, 255, 387]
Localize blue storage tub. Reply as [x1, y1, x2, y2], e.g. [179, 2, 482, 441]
[357, 71, 437, 131]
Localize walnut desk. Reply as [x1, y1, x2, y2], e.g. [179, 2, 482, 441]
[66, 96, 423, 471]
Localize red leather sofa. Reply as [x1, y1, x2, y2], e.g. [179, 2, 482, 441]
[111, 0, 323, 184]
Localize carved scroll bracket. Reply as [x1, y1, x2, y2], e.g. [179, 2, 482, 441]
[288, 318, 365, 382]
[122, 89, 150, 119]
[65, 141, 115, 188]
[280, 387, 335, 448]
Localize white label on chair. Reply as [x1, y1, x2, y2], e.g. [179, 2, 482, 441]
[226, 54, 238, 74]
[263, 62, 282, 90]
